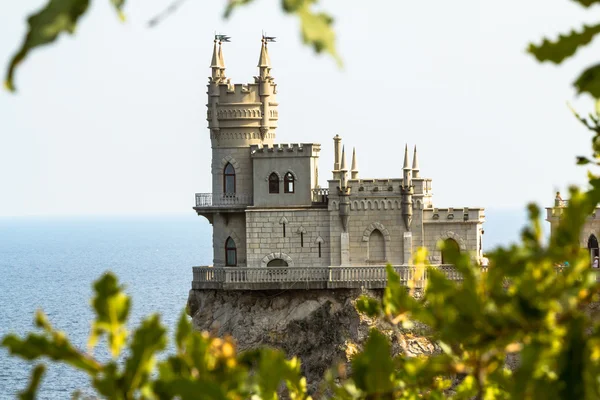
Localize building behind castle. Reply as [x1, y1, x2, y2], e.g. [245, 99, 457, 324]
[193, 38, 485, 284]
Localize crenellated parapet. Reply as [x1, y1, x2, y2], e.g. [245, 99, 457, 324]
[423, 207, 485, 223]
[250, 143, 321, 158]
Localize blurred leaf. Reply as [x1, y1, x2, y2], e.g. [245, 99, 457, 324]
[109, 0, 126, 21]
[296, 4, 342, 66]
[570, 0, 600, 6]
[574, 63, 600, 98]
[89, 272, 130, 358]
[4, 0, 90, 92]
[18, 364, 45, 400]
[528, 24, 600, 64]
[351, 329, 395, 395]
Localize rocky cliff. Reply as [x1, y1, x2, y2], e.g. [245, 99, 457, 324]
[187, 288, 436, 393]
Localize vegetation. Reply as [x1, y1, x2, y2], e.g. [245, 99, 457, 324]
[6, 0, 600, 398]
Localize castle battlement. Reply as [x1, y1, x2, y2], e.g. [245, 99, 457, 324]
[424, 207, 485, 222]
[250, 143, 321, 157]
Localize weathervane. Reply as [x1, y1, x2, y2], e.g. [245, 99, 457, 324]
[215, 34, 231, 42]
[262, 32, 276, 43]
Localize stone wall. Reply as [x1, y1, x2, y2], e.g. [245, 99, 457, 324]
[212, 212, 247, 267]
[246, 208, 331, 267]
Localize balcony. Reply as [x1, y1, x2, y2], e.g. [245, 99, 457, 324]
[191, 265, 460, 290]
[194, 193, 253, 208]
[311, 188, 329, 204]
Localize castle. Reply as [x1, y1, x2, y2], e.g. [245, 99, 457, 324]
[192, 38, 486, 289]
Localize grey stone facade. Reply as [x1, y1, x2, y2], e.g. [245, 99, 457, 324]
[194, 38, 486, 273]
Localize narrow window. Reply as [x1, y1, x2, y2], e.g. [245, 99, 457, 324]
[284, 172, 295, 193]
[301, 232, 304, 247]
[318, 242, 322, 258]
[269, 172, 280, 194]
[225, 237, 237, 266]
[223, 163, 236, 195]
[283, 223, 286, 238]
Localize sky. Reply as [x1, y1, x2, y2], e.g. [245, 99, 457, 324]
[1, 0, 599, 217]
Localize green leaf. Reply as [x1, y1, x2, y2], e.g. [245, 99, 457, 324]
[574, 63, 600, 98]
[175, 311, 192, 351]
[570, 0, 600, 7]
[296, 4, 342, 66]
[223, 0, 255, 18]
[4, 0, 91, 92]
[351, 329, 395, 395]
[109, 0, 126, 21]
[18, 364, 45, 400]
[122, 315, 167, 397]
[528, 24, 600, 64]
[88, 272, 130, 358]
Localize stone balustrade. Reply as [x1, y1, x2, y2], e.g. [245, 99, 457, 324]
[191, 265, 600, 290]
[192, 264, 461, 290]
[195, 192, 253, 208]
[311, 188, 329, 204]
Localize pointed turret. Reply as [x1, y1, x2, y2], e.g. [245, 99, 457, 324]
[351, 147, 358, 180]
[210, 40, 220, 81]
[218, 41, 227, 81]
[412, 145, 420, 178]
[258, 39, 271, 68]
[401, 143, 414, 230]
[340, 146, 348, 188]
[256, 37, 276, 139]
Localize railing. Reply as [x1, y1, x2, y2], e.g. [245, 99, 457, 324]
[312, 188, 329, 204]
[192, 265, 600, 290]
[195, 193, 253, 208]
[192, 265, 458, 290]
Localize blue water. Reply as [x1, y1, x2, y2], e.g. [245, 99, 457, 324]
[0, 215, 212, 399]
[0, 209, 533, 398]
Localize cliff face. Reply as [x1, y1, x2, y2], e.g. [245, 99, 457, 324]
[187, 288, 436, 392]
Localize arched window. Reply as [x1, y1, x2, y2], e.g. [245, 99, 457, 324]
[269, 172, 280, 194]
[441, 238, 460, 264]
[223, 163, 236, 195]
[588, 234, 599, 261]
[368, 229, 385, 262]
[267, 259, 288, 267]
[284, 172, 295, 193]
[225, 237, 237, 266]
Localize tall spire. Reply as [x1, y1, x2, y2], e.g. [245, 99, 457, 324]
[210, 40, 219, 68]
[258, 39, 270, 68]
[412, 145, 420, 178]
[218, 41, 226, 79]
[340, 146, 348, 189]
[403, 144, 410, 169]
[210, 40, 220, 82]
[351, 147, 358, 179]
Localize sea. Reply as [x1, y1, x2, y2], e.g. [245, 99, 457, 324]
[0, 209, 531, 399]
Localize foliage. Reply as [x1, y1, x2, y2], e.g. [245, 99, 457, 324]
[528, 1, 600, 100]
[1, 273, 311, 399]
[4, 0, 339, 92]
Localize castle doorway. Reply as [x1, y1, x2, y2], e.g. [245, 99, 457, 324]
[368, 229, 386, 262]
[267, 259, 288, 267]
[588, 234, 599, 262]
[441, 238, 460, 265]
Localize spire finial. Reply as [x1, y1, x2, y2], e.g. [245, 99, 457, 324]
[412, 145, 420, 178]
[341, 146, 347, 171]
[258, 37, 271, 68]
[210, 40, 219, 68]
[403, 144, 410, 169]
[351, 147, 358, 179]
[218, 41, 225, 69]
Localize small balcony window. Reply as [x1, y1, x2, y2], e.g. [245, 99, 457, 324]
[225, 237, 237, 266]
[224, 163, 236, 195]
[284, 172, 295, 194]
[269, 172, 280, 194]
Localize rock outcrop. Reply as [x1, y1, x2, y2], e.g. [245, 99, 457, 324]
[187, 288, 436, 393]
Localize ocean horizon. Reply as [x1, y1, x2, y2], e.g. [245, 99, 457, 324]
[0, 208, 536, 398]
